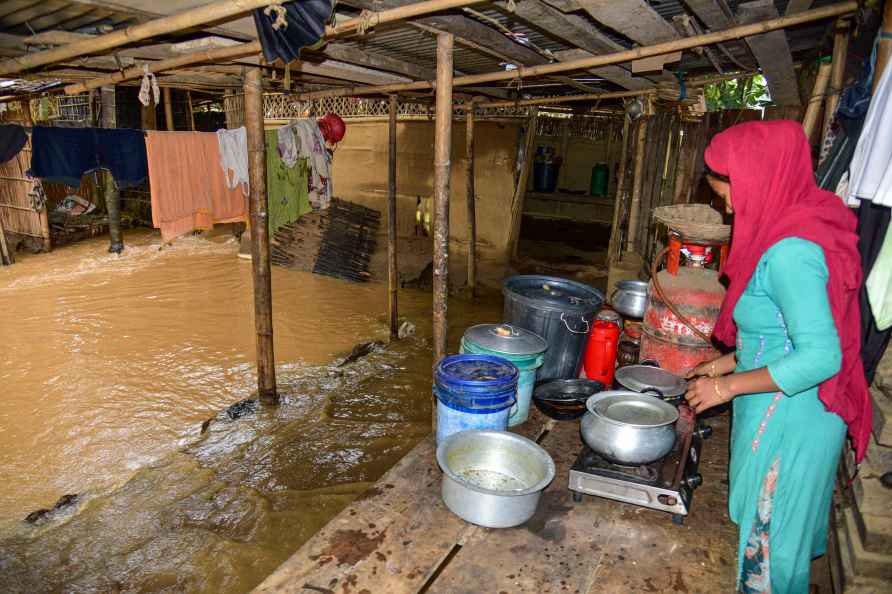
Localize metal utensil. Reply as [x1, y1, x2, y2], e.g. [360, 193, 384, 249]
[615, 364, 687, 401]
[437, 430, 555, 528]
[580, 390, 678, 465]
[610, 280, 648, 318]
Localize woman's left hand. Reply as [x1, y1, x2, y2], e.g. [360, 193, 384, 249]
[685, 376, 734, 414]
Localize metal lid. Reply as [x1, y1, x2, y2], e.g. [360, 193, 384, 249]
[503, 275, 603, 314]
[586, 390, 679, 428]
[463, 324, 548, 356]
[614, 365, 687, 398]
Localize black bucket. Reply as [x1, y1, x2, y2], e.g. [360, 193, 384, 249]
[502, 275, 604, 381]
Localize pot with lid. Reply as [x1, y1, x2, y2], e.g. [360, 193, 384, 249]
[580, 390, 679, 465]
[461, 324, 548, 426]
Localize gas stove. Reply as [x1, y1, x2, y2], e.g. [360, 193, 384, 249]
[568, 404, 712, 524]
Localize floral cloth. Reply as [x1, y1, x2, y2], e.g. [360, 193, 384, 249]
[739, 459, 779, 593]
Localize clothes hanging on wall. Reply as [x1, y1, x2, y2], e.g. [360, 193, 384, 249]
[216, 126, 250, 196]
[145, 131, 247, 242]
[846, 53, 892, 207]
[858, 202, 892, 381]
[0, 124, 27, 164]
[277, 119, 332, 210]
[29, 126, 148, 188]
[253, 0, 332, 65]
[266, 129, 310, 234]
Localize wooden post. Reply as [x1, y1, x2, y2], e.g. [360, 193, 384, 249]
[625, 118, 649, 254]
[103, 170, 124, 254]
[18, 99, 32, 126]
[873, 0, 892, 94]
[187, 91, 196, 130]
[432, 33, 454, 427]
[509, 107, 539, 259]
[100, 86, 116, 128]
[557, 119, 570, 189]
[821, 20, 849, 148]
[387, 94, 399, 340]
[607, 115, 630, 263]
[163, 87, 175, 131]
[465, 99, 477, 296]
[802, 59, 832, 142]
[141, 100, 157, 131]
[244, 67, 277, 405]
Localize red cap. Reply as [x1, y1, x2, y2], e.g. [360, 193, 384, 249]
[318, 113, 346, 144]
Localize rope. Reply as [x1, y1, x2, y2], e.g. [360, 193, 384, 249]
[650, 247, 715, 345]
[357, 9, 379, 35]
[263, 2, 288, 31]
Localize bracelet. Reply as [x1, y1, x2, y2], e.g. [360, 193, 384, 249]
[710, 360, 718, 378]
[713, 378, 728, 401]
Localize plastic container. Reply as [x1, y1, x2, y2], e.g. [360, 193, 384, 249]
[533, 162, 560, 192]
[460, 324, 548, 426]
[434, 354, 519, 444]
[583, 320, 621, 386]
[590, 162, 609, 197]
[503, 275, 604, 381]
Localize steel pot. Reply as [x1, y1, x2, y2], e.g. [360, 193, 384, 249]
[580, 390, 678, 465]
[437, 430, 555, 528]
[610, 280, 648, 319]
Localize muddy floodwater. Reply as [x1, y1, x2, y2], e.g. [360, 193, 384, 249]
[0, 229, 501, 593]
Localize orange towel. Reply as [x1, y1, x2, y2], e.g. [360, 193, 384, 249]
[145, 131, 247, 242]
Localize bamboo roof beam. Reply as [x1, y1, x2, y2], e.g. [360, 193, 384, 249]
[468, 89, 654, 110]
[294, 1, 857, 100]
[2, 0, 491, 77]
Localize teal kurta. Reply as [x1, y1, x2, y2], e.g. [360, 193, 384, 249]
[730, 238, 846, 593]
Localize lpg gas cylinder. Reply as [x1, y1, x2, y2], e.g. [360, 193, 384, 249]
[639, 267, 724, 376]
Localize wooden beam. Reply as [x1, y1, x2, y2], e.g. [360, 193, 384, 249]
[470, 89, 653, 109]
[626, 118, 648, 253]
[295, 2, 856, 100]
[681, 0, 753, 68]
[785, 0, 815, 15]
[432, 32, 453, 403]
[737, 0, 800, 105]
[162, 86, 174, 131]
[509, 108, 538, 259]
[244, 66, 278, 405]
[387, 94, 399, 340]
[466, 99, 476, 296]
[552, 49, 655, 91]
[577, 0, 679, 45]
[314, 43, 436, 80]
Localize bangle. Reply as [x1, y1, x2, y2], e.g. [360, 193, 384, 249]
[710, 360, 718, 378]
[713, 378, 728, 401]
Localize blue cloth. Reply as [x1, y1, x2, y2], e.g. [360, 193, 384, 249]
[253, 0, 332, 64]
[0, 124, 27, 164]
[29, 126, 147, 188]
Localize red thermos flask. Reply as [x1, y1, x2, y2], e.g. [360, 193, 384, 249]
[583, 320, 621, 386]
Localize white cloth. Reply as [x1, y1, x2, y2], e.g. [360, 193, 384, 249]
[216, 127, 249, 196]
[846, 56, 892, 206]
[138, 65, 160, 107]
[277, 119, 332, 210]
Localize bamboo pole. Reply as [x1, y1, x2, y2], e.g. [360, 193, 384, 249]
[822, 20, 849, 149]
[509, 108, 539, 259]
[466, 99, 477, 296]
[802, 59, 832, 141]
[607, 116, 630, 264]
[0, 0, 278, 76]
[103, 170, 124, 254]
[163, 87, 175, 131]
[244, 67, 277, 405]
[296, 1, 857, 100]
[61, 0, 490, 94]
[469, 89, 655, 110]
[18, 99, 32, 126]
[873, 0, 892, 94]
[187, 91, 196, 130]
[0, 222, 12, 266]
[432, 32, 453, 384]
[625, 118, 649, 254]
[387, 94, 399, 340]
[141, 100, 156, 130]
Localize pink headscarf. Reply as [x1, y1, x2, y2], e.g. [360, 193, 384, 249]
[704, 120, 872, 463]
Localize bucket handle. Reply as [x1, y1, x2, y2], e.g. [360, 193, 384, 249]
[560, 312, 591, 334]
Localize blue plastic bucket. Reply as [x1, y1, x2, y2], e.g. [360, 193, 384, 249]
[434, 354, 519, 444]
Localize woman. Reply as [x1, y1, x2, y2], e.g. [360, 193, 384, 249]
[684, 120, 873, 593]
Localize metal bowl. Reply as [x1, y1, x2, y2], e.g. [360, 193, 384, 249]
[437, 430, 555, 528]
[610, 280, 649, 318]
[532, 379, 604, 420]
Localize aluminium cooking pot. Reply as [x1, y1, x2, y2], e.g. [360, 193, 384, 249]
[580, 390, 679, 465]
[610, 280, 648, 319]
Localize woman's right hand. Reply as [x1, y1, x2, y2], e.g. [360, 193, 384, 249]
[686, 360, 718, 379]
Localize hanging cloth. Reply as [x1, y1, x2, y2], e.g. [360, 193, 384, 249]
[216, 127, 250, 196]
[266, 129, 311, 234]
[253, 0, 333, 64]
[29, 126, 148, 188]
[0, 124, 27, 164]
[145, 131, 247, 242]
[846, 47, 892, 207]
[277, 119, 332, 210]
[138, 65, 160, 107]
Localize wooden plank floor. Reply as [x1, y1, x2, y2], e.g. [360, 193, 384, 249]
[254, 408, 737, 594]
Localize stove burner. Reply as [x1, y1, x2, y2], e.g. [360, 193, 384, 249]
[569, 405, 711, 524]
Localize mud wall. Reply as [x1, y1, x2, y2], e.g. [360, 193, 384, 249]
[331, 119, 522, 263]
